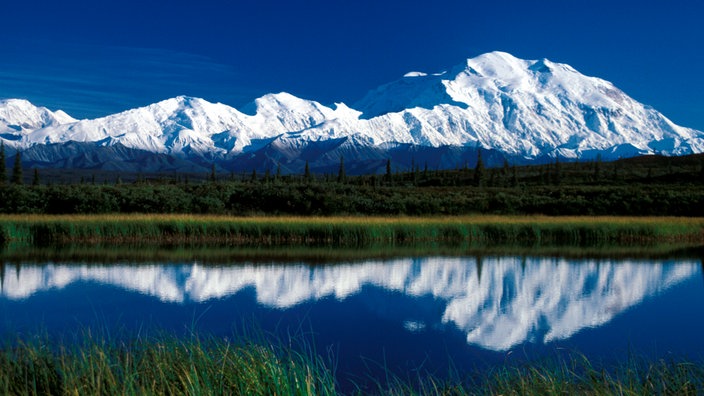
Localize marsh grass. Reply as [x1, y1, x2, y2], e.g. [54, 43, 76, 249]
[1, 215, 702, 247]
[0, 331, 336, 396]
[2, 241, 701, 265]
[3, 334, 703, 396]
[377, 353, 704, 396]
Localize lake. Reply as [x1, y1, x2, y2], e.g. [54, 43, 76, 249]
[2, 252, 704, 390]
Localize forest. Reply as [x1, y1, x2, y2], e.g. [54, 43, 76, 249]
[1, 150, 703, 216]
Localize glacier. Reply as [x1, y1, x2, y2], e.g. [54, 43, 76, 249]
[2, 51, 703, 173]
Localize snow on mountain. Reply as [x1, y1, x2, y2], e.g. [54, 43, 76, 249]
[2, 51, 703, 172]
[354, 51, 704, 158]
[0, 99, 76, 146]
[2, 257, 697, 351]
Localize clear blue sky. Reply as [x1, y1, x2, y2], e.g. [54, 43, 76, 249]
[1, 0, 703, 131]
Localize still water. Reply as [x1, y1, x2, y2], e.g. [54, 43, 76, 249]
[2, 255, 704, 386]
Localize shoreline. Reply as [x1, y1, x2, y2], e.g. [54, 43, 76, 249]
[2, 214, 704, 247]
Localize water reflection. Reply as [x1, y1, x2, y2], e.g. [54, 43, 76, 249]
[1, 257, 699, 351]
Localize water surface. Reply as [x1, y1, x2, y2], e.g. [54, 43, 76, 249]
[1, 255, 703, 387]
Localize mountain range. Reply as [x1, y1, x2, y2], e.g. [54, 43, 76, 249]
[2, 51, 703, 174]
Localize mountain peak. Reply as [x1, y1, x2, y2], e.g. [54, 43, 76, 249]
[3, 51, 703, 173]
[0, 99, 76, 136]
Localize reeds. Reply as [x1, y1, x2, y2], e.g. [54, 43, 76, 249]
[3, 335, 703, 396]
[1, 214, 702, 247]
[0, 333, 336, 396]
[378, 353, 704, 395]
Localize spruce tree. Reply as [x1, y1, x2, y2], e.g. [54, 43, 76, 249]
[210, 164, 217, 183]
[304, 161, 311, 182]
[385, 159, 392, 185]
[553, 157, 562, 185]
[594, 154, 602, 181]
[474, 149, 485, 187]
[337, 156, 346, 183]
[32, 168, 40, 186]
[11, 150, 22, 185]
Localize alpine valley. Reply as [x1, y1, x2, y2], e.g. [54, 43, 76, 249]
[2, 51, 703, 174]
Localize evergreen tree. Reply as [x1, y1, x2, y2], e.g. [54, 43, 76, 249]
[594, 154, 602, 181]
[511, 165, 518, 187]
[0, 142, 6, 185]
[337, 156, 346, 183]
[612, 161, 620, 180]
[489, 169, 496, 187]
[413, 163, 419, 186]
[553, 157, 562, 185]
[276, 163, 282, 182]
[210, 164, 217, 183]
[474, 149, 485, 187]
[385, 159, 392, 185]
[304, 161, 311, 182]
[32, 168, 40, 186]
[11, 150, 22, 185]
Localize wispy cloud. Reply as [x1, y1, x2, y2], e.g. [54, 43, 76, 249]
[0, 40, 262, 118]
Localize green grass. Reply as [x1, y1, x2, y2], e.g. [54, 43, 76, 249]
[1, 214, 703, 247]
[1, 241, 702, 266]
[0, 332, 336, 396]
[2, 334, 703, 396]
[381, 355, 704, 395]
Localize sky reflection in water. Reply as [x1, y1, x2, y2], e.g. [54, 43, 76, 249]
[1, 256, 703, 378]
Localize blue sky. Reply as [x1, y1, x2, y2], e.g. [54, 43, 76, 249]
[2, 0, 703, 130]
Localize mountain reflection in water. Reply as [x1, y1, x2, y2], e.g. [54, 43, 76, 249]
[1, 257, 698, 351]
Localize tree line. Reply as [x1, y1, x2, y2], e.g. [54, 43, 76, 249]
[2, 142, 704, 216]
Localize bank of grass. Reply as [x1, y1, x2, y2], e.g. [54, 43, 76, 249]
[1, 214, 703, 247]
[383, 355, 704, 395]
[2, 334, 703, 396]
[0, 333, 336, 396]
[1, 241, 703, 265]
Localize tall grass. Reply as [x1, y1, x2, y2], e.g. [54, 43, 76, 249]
[0, 332, 336, 396]
[2, 241, 700, 265]
[2, 334, 703, 395]
[1, 214, 703, 247]
[379, 353, 704, 395]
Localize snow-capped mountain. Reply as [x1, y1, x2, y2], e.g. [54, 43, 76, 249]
[2, 51, 703, 173]
[0, 99, 76, 138]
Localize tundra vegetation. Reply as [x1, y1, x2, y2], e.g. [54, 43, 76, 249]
[0, 153, 703, 217]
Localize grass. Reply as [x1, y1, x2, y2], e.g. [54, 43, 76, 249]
[1, 239, 703, 267]
[2, 333, 703, 396]
[1, 214, 703, 247]
[0, 332, 336, 396]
